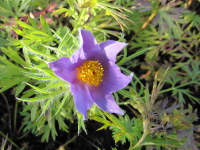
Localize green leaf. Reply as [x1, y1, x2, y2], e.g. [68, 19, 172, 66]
[77, 113, 87, 134]
[118, 49, 148, 65]
[17, 20, 35, 30]
[1, 47, 29, 67]
[37, 98, 53, 121]
[21, 41, 57, 59]
[26, 83, 50, 94]
[52, 91, 70, 118]
[18, 89, 66, 102]
[52, 8, 68, 15]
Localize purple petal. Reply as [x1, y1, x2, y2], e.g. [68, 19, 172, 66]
[79, 29, 101, 58]
[49, 57, 77, 84]
[70, 83, 93, 119]
[98, 61, 132, 93]
[100, 40, 128, 62]
[89, 89, 124, 115]
[70, 48, 86, 64]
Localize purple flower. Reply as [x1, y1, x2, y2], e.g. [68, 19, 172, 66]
[49, 30, 132, 119]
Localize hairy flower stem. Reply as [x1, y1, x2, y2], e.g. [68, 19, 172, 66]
[131, 119, 149, 149]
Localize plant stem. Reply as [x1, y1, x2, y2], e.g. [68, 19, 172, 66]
[186, 0, 193, 8]
[132, 10, 157, 40]
[62, 134, 77, 147]
[130, 119, 149, 149]
[159, 81, 195, 94]
[140, 11, 157, 31]
[1, 93, 12, 133]
[0, 131, 20, 149]
[14, 101, 18, 133]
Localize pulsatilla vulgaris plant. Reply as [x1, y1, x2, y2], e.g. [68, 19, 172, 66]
[0, 0, 199, 149]
[49, 29, 132, 119]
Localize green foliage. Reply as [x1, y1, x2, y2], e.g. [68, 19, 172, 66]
[0, 54, 29, 93]
[162, 60, 200, 103]
[153, 2, 186, 38]
[21, 95, 73, 142]
[53, 0, 131, 37]
[0, 0, 31, 17]
[0, 16, 79, 141]
[90, 112, 143, 145]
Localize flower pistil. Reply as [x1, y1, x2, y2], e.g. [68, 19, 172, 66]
[76, 60, 104, 86]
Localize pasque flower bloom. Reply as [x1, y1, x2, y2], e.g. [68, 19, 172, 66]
[49, 30, 132, 119]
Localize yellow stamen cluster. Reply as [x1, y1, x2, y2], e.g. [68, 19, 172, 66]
[76, 60, 104, 86]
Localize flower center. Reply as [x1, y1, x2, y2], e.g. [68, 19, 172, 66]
[76, 60, 104, 86]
